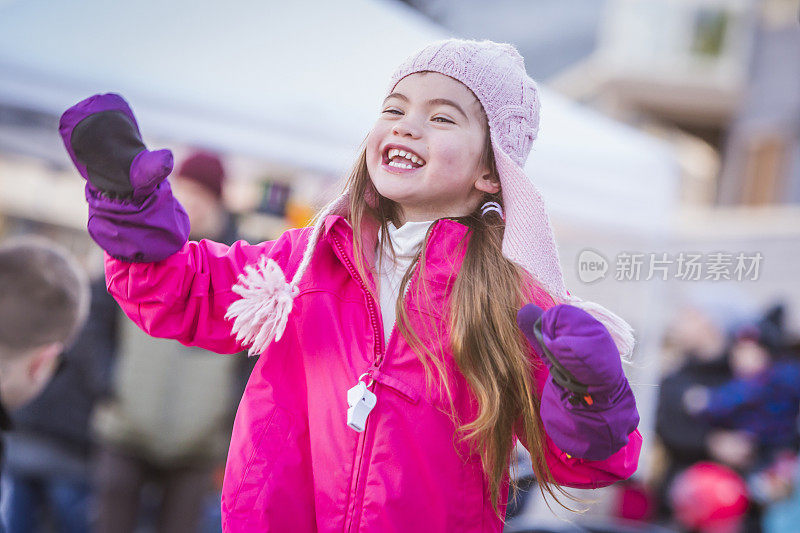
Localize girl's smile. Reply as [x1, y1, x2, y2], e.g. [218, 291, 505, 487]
[380, 143, 426, 173]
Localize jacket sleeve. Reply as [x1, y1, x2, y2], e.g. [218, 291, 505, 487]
[104, 228, 308, 354]
[514, 280, 641, 488]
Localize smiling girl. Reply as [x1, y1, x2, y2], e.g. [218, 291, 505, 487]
[59, 38, 641, 532]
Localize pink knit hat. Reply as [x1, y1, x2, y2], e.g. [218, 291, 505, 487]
[227, 38, 635, 359]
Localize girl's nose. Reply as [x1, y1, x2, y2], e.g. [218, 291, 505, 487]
[392, 116, 421, 138]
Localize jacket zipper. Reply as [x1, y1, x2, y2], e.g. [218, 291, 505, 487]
[330, 233, 383, 364]
[331, 221, 433, 533]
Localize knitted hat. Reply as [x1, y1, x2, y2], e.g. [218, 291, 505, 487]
[227, 38, 635, 359]
[177, 151, 225, 199]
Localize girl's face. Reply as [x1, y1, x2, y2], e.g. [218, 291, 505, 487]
[366, 72, 499, 224]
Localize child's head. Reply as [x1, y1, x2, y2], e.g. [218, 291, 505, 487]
[729, 337, 770, 378]
[355, 39, 543, 232]
[728, 304, 785, 377]
[366, 70, 499, 223]
[668, 285, 758, 362]
[0, 236, 90, 409]
[666, 306, 727, 361]
[172, 150, 227, 239]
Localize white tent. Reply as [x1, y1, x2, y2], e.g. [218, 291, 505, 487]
[0, 0, 680, 234]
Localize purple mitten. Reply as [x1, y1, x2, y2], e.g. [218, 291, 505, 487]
[517, 303, 639, 461]
[59, 93, 189, 262]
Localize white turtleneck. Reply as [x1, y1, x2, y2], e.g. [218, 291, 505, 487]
[374, 219, 436, 343]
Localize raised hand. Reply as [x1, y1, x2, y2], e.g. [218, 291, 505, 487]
[59, 93, 189, 262]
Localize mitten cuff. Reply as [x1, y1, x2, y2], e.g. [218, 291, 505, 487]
[86, 180, 190, 262]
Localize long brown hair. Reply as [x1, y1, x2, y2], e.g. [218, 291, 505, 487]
[337, 110, 585, 521]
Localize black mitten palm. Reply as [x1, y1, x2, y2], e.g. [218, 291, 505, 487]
[70, 110, 145, 197]
[60, 93, 174, 202]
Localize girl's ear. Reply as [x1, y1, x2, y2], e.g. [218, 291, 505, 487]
[474, 172, 500, 195]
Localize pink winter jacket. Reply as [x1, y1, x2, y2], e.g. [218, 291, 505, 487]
[105, 213, 642, 532]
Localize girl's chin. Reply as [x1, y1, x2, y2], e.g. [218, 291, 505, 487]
[370, 186, 407, 204]
[370, 180, 416, 204]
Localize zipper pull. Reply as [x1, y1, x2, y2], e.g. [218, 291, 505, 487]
[346, 373, 377, 432]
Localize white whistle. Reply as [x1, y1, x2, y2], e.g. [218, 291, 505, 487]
[346, 380, 377, 432]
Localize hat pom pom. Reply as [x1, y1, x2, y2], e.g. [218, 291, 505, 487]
[564, 295, 636, 362]
[226, 255, 299, 356]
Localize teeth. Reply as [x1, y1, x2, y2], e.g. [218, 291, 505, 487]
[388, 160, 414, 169]
[386, 148, 424, 166]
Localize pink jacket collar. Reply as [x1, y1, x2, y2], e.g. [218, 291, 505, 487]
[322, 213, 471, 288]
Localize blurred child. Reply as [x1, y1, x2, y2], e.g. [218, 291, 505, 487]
[0, 236, 89, 512]
[0, 237, 89, 411]
[2, 276, 114, 533]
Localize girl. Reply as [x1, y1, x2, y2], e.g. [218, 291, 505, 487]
[59, 39, 642, 532]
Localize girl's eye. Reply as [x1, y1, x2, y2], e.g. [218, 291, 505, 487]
[382, 109, 454, 124]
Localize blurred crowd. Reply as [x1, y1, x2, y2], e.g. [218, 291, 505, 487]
[651, 291, 800, 533]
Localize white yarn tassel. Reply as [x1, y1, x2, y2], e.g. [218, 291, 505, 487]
[226, 256, 299, 356]
[564, 295, 636, 363]
[223, 192, 348, 358]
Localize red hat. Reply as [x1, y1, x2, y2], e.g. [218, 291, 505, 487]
[177, 151, 225, 199]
